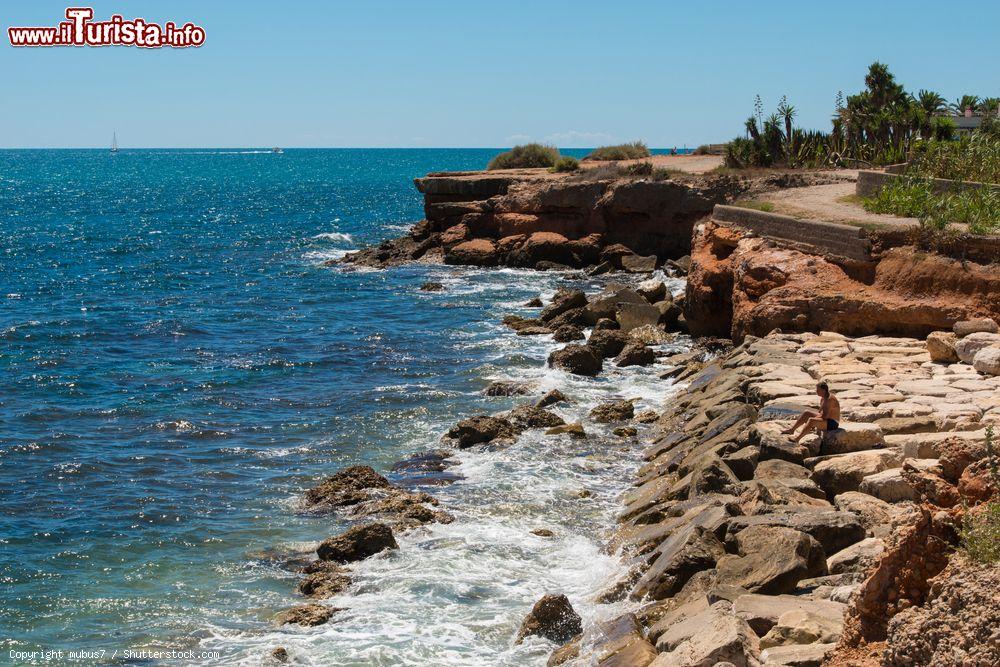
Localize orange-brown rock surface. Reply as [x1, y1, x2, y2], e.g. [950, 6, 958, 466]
[685, 221, 1000, 341]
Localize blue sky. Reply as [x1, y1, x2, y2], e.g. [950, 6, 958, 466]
[2, 0, 999, 148]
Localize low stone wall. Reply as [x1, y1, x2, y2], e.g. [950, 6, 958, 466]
[712, 205, 873, 262]
[856, 169, 1000, 198]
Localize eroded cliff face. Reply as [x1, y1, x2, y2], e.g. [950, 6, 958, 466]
[344, 170, 841, 271]
[685, 221, 1000, 341]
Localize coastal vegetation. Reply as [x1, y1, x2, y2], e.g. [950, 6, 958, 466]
[960, 426, 1000, 564]
[487, 143, 560, 170]
[550, 156, 580, 173]
[862, 177, 1000, 234]
[725, 62, 999, 169]
[583, 141, 650, 161]
[908, 131, 1000, 184]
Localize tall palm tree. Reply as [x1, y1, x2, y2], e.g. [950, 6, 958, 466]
[913, 90, 947, 116]
[777, 97, 797, 145]
[952, 95, 981, 115]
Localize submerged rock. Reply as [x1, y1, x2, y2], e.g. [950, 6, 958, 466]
[590, 399, 635, 423]
[552, 324, 585, 342]
[587, 329, 629, 359]
[516, 594, 583, 644]
[298, 563, 351, 599]
[274, 603, 341, 627]
[482, 380, 535, 397]
[536, 389, 569, 408]
[419, 281, 444, 292]
[443, 415, 516, 448]
[304, 465, 391, 509]
[507, 404, 566, 430]
[614, 342, 655, 367]
[545, 422, 587, 439]
[317, 522, 399, 563]
[548, 344, 601, 376]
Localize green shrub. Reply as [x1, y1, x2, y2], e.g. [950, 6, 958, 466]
[908, 133, 1000, 184]
[583, 141, 651, 161]
[624, 161, 653, 176]
[864, 177, 1000, 234]
[960, 426, 1000, 564]
[734, 200, 775, 212]
[693, 145, 710, 155]
[549, 156, 580, 173]
[487, 143, 560, 170]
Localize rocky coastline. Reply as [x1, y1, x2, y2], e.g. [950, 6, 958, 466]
[268, 165, 1000, 665]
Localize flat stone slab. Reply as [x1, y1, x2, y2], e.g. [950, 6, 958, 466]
[733, 593, 846, 636]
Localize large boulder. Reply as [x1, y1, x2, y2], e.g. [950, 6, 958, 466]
[274, 604, 339, 627]
[304, 465, 391, 508]
[616, 302, 661, 332]
[507, 404, 565, 430]
[587, 329, 629, 358]
[827, 537, 885, 575]
[953, 318, 999, 336]
[620, 253, 658, 273]
[810, 449, 902, 497]
[298, 563, 351, 598]
[444, 415, 516, 448]
[317, 522, 399, 562]
[615, 342, 656, 367]
[637, 279, 668, 303]
[548, 344, 602, 376]
[926, 331, 959, 363]
[954, 332, 1000, 364]
[819, 423, 884, 456]
[760, 609, 842, 648]
[833, 491, 914, 539]
[482, 380, 535, 397]
[972, 345, 1000, 376]
[540, 288, 587, 322]
[630, 526, 725, 601]
[444, 238, 499, 266]
[734, 593, 846, 637]
[724, 511, 864, 556]
[715, 525, 827, 594]
[515, 594, 583, 644]
[654, 601, 760, 665]
[583, 287, 647, 323]
[590, 399, 635, 423]
[552, 325, 585, 342]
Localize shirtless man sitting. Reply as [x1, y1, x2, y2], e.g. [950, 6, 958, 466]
[783, 381, 840, 443]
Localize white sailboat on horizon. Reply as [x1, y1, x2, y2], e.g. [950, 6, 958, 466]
[111, 132, 119, 154]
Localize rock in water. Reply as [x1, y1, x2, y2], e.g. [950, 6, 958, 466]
[304, 465, 391, 508]
[516, 594, 583, 644]
[317, 522, 398, 563]
[273, 604, 340, 627]
[536, 389, 569, 408]
[271, 647, 289, 663]
[620, 253, 657, 273]
[298, 564, 351, 598]
[482, 380, 534, 397]
[545, 422, 587, 439]
[548, 345, 601, 376]
[507, 404, 565, 430]
[615, 342, 655, 367]
[419, 282, 444, 292]
[552, 325, 585, 342]
[587, 329, 629, 359]
[443, 415, 516, 448]
[590, 399, 635, 423]
[540, 288, 587, 322]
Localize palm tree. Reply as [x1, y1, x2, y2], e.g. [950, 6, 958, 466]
[913, 90, 947, 116]
[952, 95, 981, 115]
[980, 97, 1000, 117]
[777, 96, 797, 145]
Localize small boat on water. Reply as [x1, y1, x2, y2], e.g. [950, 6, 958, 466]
[272, 147, 283, 154]
[111, 132, 119, 154]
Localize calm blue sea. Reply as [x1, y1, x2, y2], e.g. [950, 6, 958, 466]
[0, 149, 686, 665]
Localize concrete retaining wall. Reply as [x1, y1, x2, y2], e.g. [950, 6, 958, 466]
[712, 205, 872, 262]
[856, 170, 1000, 198]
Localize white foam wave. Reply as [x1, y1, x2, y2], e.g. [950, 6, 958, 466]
[312, 232, 354, 244]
